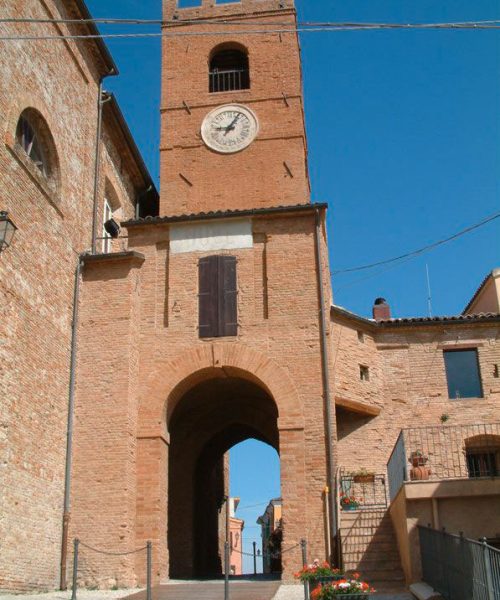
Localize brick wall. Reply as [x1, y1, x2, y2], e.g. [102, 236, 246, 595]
[71, 209, 331, 583]
[332, 314, 500, 477]
[0, 1, 145, 591]
[160, 1, 309, 215]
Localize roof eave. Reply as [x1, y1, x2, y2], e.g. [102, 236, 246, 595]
[104, 94, 158, 198]
[123, 202, 328, 228]
[74, 0, 118, 76]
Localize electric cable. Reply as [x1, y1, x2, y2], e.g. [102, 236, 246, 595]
[2, 17, 500, 26]
[2, 21, 500, 41]
[332, 210, 500, 276]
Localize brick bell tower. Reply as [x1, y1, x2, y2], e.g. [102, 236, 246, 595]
[161, 0, 310, 215]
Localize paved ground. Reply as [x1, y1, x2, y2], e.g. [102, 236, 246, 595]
[0, 591, 142, 600]
[0, 583, 414, 600]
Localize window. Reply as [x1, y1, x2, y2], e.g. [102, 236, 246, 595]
[360, 365, 370, 382]
[465, 434, 500, 478]
[16, 114, 48, 176]
[444, 349, 483, 399]
[102, 199, 113, 253]
[199, 255, 237, 338]
[209, 45, 250, 93]
[357, 331, 365, 343]
[466, 452, 498, 478]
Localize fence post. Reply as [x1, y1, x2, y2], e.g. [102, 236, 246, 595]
[224, 540, 230, 600]
[71, 539, 79, 600]
[146, 541, 152, 600]
[481, 538, 495, 600]
[300, 539, 308, 600]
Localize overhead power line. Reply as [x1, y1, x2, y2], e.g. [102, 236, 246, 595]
[1, 17, 500, 26]
[2, 20, 500, 41]
[333, 210, 500, 276]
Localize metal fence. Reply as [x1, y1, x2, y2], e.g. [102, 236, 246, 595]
[209, 69, 250, 93]
[387, 423, 500, 501]
[71, 538, 152, 600]
[419, 526, 500, 600]
[387, 431, 408, 502]
[339, 472, 388, 509]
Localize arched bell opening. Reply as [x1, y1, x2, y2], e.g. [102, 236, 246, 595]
[167, 374, 279, 579]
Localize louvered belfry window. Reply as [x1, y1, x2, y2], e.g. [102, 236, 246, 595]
[199, 255, 238, 338]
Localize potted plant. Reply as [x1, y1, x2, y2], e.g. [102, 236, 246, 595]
[295, 560, 343, 595]
[409, 450, 431, 480]
[310, 573, 375, 599]
[339, 493, 361, 511]
[350, 468, 375, 484]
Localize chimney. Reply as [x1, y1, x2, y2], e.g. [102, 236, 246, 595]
[373, 297, 391, 321]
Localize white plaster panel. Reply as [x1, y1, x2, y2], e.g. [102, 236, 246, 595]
[169, 218, 253, 254]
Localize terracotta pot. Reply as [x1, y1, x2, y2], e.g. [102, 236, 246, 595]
[410, 466, 431, 480]
[410, 455, 428, 467]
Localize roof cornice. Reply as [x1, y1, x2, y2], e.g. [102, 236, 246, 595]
[123, 202, 327, 228]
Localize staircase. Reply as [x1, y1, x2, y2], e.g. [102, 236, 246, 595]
[340, 508, 406, 592]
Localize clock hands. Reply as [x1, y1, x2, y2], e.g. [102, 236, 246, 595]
[223, 114, 241, 136]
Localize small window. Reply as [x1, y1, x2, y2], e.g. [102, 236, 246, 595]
[102, 199, 113, 253]
[199, 255, 237, 338]
[466, 451, 498, 478]
[444, 349, 483, 399]
[357, 331, 365, 343]
[209, 45, 249, 93]
[16, 114, 48, 176]
[360, 365, 370, 382]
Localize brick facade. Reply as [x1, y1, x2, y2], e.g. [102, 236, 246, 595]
[2, 0, 500, 593]
[0, 1, 155, 591]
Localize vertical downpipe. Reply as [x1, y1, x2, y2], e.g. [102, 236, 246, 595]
[60, 257, 83, 590]
[314, 208, 338, 565]
[91, 79, 112, 255]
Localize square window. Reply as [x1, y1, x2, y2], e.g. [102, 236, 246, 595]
[360, 365, 370, 382]
[443, 349, 483, 399]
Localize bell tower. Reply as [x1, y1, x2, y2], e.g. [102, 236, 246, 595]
[161, 0, 310, 215]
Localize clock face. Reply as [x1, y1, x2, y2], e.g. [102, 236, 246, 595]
[201, 104, 259, 154]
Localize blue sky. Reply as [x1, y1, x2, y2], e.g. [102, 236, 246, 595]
[84, 0, 500, 573]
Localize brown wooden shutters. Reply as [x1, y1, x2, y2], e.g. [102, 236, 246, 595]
[199, 255, 238, 338]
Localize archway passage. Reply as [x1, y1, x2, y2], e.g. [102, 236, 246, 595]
[167, 374, 279, 579]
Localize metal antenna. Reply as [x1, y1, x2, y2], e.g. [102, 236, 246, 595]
[426, 263, 433, 317]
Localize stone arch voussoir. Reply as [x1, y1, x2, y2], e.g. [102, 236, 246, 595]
[140, 343, 304, 437]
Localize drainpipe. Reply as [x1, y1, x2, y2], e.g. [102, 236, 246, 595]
[90, 77, 114, 255]
[61, 65, 116, 591]
[135, 184, 154, 219]
[60, 255, 84, 590]
[314, 207, 338, 565]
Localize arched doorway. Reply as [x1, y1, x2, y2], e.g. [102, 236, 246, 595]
[167, 374, 279, 579]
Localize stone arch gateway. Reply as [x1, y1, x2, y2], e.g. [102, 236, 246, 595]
[136, 344, 307, 580]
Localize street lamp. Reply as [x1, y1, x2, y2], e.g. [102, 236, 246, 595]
[0, 211, 17, 252]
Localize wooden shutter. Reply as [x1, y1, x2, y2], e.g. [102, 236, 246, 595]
[199, 255, 238, 338]
[218, 256, 238, 337]
[199, 256, 218, 338]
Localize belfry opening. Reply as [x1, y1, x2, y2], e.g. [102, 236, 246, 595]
[167, 370, 280, 579]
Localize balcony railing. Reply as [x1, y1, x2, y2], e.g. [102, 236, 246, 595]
[387, 423, 500, 501]
[209, 68, 250, 93]
[419, 526, 500, 600]
[339, 470, 388, 509]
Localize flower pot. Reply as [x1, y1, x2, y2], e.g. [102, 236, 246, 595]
[410, 455, 428, 467]
[335, 595, 370, 599]
[353, 474, 375, 484]
[341, 504, 359, 511]
[410, 465, 431, 480]
[309, 575, 345, 594]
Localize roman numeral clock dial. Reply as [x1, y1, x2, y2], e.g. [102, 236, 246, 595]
[201, 104, 259, 154]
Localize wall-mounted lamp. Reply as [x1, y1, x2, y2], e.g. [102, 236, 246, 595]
[0, 211, 17, 252]
[104, 218, 120, 239]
